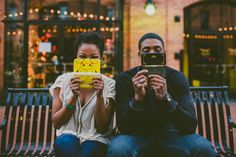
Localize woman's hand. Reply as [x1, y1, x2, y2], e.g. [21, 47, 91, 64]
[92, 77, 104, 97]
[69, 77, 83, 98]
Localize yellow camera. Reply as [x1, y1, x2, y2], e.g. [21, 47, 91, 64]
[73, 58, 101, 88]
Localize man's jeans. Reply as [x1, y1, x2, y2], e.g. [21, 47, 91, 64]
[108, 134, 216, 157]
[54, 134, 107, 157]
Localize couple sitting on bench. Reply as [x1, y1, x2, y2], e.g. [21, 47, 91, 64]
[50, 32, 216, 157]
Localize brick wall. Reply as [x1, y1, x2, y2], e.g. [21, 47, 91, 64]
[123, 0, 199, 71]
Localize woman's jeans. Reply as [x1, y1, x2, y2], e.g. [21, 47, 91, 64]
[54, 134, 107, 157]
[108, 133, 216, 157]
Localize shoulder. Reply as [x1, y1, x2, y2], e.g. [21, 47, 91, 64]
[55, 72, 74, 81]
[101, 74, 115, 86]
[117, 66, 140, 81]
[165, 66, 190, 95]
[49, 72, 73, 95]
[166, 66, 187, 83]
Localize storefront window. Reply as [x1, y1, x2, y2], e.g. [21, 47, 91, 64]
[3, 0, 123, 88]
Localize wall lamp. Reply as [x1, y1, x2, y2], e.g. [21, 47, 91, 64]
[144, 0, 156, 16]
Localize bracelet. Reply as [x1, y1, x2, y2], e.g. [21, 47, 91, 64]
[64, 102, 75, 110]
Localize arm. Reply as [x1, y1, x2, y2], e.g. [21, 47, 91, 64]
[149, 72, 197, 134]
[95, 96, 114, 133]
[169, 76, 197, 134]
[51, 77, 81, 129]
[115, 73, 149, 134]
[51, 88, 77, 129]
[93, 78, 115, 133]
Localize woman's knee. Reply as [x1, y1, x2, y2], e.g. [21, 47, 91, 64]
[54, 134, 80, 156]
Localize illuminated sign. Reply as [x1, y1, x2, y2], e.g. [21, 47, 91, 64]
[199, 48, 211, 57]
[228, 48, 236, 56]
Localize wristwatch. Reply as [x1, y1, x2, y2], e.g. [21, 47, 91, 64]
[163, 93, 172, 104]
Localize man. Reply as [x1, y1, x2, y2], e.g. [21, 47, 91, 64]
[108, 33, 216, 157]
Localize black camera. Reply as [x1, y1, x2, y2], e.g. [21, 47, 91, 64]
[141, 53, 166, 77]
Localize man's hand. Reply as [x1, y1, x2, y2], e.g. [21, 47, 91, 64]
[132, 70, 148, 102]
[149, 74, 167, 100]
[69, 77, 82, 98]
[92, 77, 104, 97]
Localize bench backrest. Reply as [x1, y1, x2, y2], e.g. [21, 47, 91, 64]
[1, 86, 235, 155]
[1, 88, 55, 156]
[190, 86, 234, 155]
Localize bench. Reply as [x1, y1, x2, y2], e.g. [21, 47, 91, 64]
[191, 86, 236, 156]
[0, 88, 55, 156]
[0, 86, 235, 156]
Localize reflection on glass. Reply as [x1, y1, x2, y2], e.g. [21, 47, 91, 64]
[5, 23, 24, 88]
[28, 25, 59, 88]
[6, 0, 24, 20]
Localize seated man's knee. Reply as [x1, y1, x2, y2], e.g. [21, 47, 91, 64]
[191, 135, 216, 157]
[108, 135, 150, 157]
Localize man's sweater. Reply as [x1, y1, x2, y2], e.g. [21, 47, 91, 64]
[115, 66, 197, 138]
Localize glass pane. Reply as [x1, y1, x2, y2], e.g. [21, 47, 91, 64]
[5, 23, 25, 87]
[28, 25, 60, 88]
[100, 22, 120, 78]
[29, 0, 98, 20]
[5, 0, 24, 20]
[61, 23, 98, 72]
[100, 0, 121, 20]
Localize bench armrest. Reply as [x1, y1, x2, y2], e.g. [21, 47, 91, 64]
[0, 118, 7, 130]
[229, 118, 236, 128]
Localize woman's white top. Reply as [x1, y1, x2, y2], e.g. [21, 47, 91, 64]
[49, 72, 116, 145]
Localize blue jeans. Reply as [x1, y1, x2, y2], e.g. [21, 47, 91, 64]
[108, 134, 216, 157]
[54, 134, 107, 157]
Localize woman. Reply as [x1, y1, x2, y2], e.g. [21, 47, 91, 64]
[49, 32, 115, 157]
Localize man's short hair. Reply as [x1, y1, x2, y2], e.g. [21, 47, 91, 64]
[138, 33, 165, 50]
[74, 32, 104, 57]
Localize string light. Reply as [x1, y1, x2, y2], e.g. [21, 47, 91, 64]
[7, 32, 10, 35]
[77, 12, 81, 17]
[70, 12, 74, 16]
[83, 13, 87, 18]
[100, 16, 104, 20]
[4, 8, 116, 21]
[219, 28, 222, 31]
[29, 8, 33, 14]
[92, 27, 96, 31]
[50, 9, 54, 14]
[89, 14, 94, 19]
